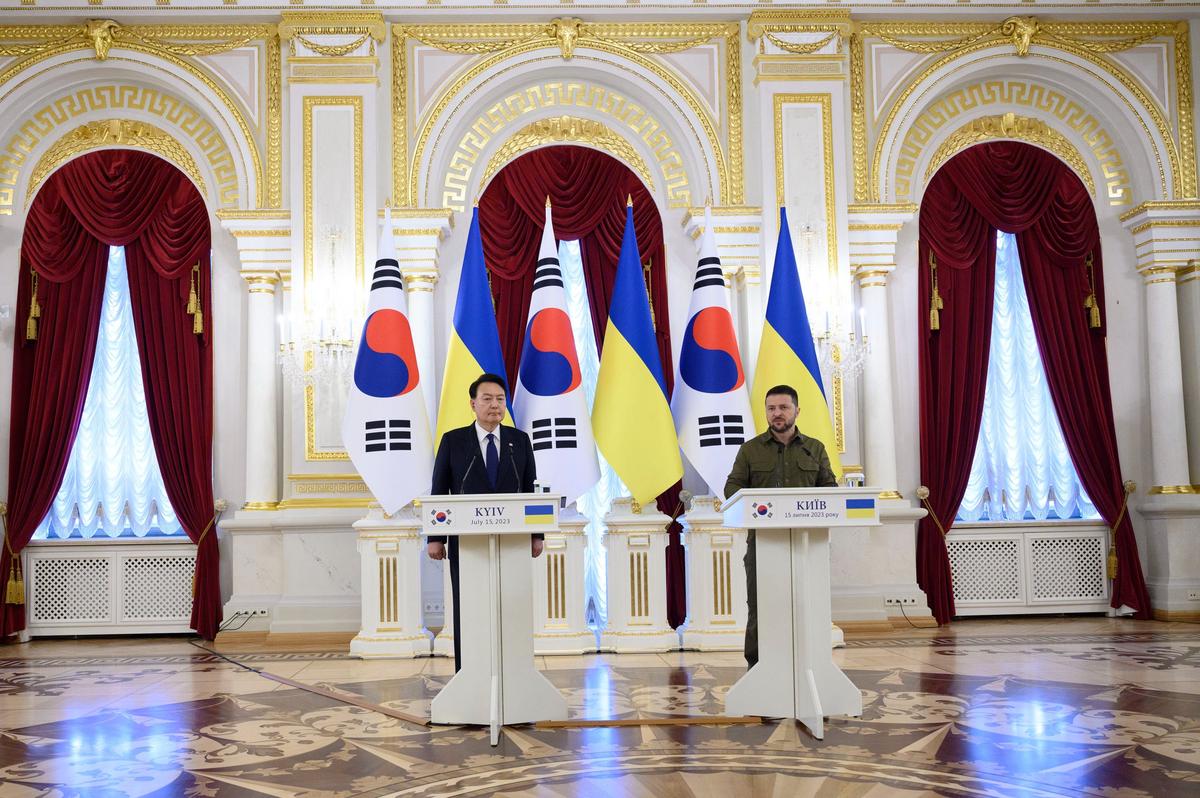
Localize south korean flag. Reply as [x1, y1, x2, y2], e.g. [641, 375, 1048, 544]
[341, 207, 433, 513]
[671, 206, 754, 496]
[512, 200, 601, 507]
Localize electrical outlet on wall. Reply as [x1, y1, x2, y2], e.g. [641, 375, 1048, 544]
[885, 597, 919, 605]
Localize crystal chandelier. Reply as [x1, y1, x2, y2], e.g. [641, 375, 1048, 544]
[278, 226, 362, 389]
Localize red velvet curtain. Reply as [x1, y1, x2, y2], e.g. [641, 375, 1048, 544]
[918, 141, 1151, 623]
[4, 150, 219, 639]
[478, 146, 687, 627]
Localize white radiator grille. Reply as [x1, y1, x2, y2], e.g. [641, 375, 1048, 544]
[122, 554, 195, 621]
[25, 541, 197, 635]
[947, 537, 1021, 603]
[1029, 536, 1106, 602]
[947, 525, 1108, 616]
[31, 557, 111, 623]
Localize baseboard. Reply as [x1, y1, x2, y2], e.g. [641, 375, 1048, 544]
[214, 630, 356, 650]
[1152, 608, 1200, 623]
[833, 619, 895, 634]
[890, 614, 938, 629]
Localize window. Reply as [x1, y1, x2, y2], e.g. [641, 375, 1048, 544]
[35, 246, 181, 539]
[956, 232, 1100, 522]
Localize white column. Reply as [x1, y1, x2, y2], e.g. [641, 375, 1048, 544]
[1143, 266, 1192, 489]
[847, 207, 915, 497]
[243, 274, 281, 509]
[1181, 261, 1200, 485]
[532, 512, 594, 655]
[681, 496, 747, 651]
[857, 269, 899, 496]
[406, 272, 438, 426]
[600, 498, 679, 653]
[218, 214, 291, 513]
[1124, 203, 1200, 619]
[350, 509, 430, 658]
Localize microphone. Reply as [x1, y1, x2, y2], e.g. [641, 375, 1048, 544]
[507, 441, 521, 490]
[459, 454, 477, 494]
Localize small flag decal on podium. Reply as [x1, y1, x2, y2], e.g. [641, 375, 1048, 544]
[846, 498, 876, 519]
[524, 504, 555, 524]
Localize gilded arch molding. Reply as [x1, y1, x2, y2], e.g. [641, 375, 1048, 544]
[923, 112, 1096, 197]
[852, 20, 1194, 203]
[0, 22, 281, 209]
[395, 22, 739, 209]
[479, 115, 656, 195]
[28, 118, 208, 203]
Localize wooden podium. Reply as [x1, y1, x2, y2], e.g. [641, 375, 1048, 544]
[419, 492, 568, 744]
[721, 487, 881, 738]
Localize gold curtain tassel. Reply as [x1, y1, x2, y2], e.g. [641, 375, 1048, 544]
[29, 272, 41, 319]
[928, 251, 943, 331]
[5, 560, 23, 605]
[1106, 480, 1134, 582]
[193, 308, 204, 335]
[186, 264, 199, 315]
[1106, 548, 1118, 580]
[26, 271, 40, 341]
[1085, 252, 1101, 329]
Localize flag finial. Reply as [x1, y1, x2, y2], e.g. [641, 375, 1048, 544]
[626, 194, 633, 208]
[546, 195, 552, 209]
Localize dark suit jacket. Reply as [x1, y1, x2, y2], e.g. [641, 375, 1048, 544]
[428, 423, 538, 544]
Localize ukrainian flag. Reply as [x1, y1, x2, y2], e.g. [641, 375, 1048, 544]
[751, 208, 843, 479]
[846, 498, 876, 519]
[592, 202, 683, 505]
[524, 504, 555, 524]
[435, 208, 509, 446]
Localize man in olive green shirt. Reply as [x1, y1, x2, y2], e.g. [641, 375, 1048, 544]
[724, 384, 838, 668]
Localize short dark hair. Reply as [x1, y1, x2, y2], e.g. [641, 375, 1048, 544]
[765, 384, 798, 406]
[469, 373, 507, 399]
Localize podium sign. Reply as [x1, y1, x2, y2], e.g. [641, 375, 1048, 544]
[419, 492, 568, 744]
[422, 494, 560, 535]
[721, 487, 881, 738]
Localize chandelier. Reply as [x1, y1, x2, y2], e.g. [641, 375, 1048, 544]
[278, 226, 362, 389]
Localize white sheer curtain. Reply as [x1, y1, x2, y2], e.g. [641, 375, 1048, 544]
[560, 239, 628, 626]
[35, 246, 182, 540]
[957, 232, 1099, 522]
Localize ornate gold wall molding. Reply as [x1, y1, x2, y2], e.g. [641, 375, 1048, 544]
[773, 92, 842, 452]
[278, 11, 387, 57]
[394, 21, 739, 208]
[443, 82, 690, 212]
[896, 82, 1128, 205]
[923, 111, 1095, 195]
[852, 19, 1194, 203]
[480, 115, 654, 191]
[28, 118, 206, 200]
[1, 84, 238, 214]
[0, 22, 281, 208]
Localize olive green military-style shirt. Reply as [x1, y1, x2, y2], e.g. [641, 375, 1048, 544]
[723, 428, 838, 499]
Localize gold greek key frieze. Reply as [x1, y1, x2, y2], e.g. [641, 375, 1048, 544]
[480, 115, 654, 193]
[396, 22, 739, 207]
[895, 81, 1128, 206]
[443, 83, 691, 212]
[1, 85, 238, 215]
[923, 111, 1097, 196]
[29, 118, 206, 200]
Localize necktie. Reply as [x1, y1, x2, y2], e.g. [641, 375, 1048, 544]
[485, 432, 499, 487]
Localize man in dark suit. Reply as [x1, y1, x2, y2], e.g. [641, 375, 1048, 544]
[427, 372, 543, 671]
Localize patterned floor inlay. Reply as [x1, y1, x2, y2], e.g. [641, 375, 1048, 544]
[0, 663, 1198, 797]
